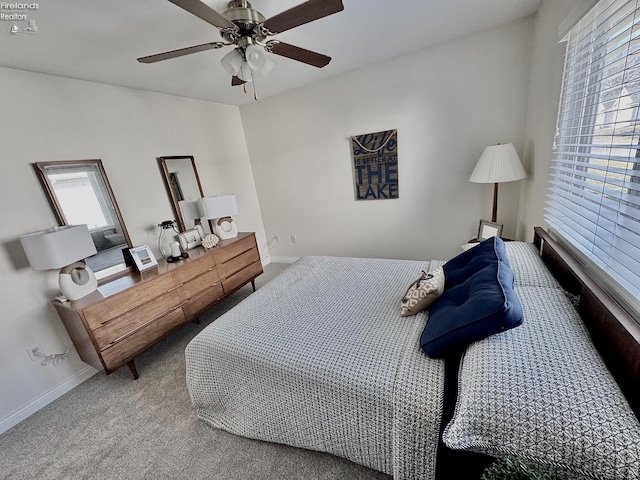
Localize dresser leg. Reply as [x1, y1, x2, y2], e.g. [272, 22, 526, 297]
[251, 279, 256, 292]
[127, 360, 139, 380]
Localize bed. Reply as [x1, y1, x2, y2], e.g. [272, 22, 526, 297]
[185, 228, 640, 480]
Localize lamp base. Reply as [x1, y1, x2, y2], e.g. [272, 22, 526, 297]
[491, 182, 499, 223]
[213, 217, 238, 240]
[166, 253, 189, 263]
[59, 262, 98, 301]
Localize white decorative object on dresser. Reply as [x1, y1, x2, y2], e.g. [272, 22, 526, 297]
[202, 194, 240, 240]
[53, 232, 262, 379]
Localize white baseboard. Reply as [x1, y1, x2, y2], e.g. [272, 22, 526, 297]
[0, 365, 97, 435]
[270, 256, 300, 264]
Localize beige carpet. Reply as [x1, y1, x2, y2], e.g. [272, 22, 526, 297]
[0, 263, 390, 480]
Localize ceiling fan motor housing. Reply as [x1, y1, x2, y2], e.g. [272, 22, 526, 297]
[222, 0, 266, 43]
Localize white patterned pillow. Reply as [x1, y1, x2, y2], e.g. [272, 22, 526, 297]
[400, 267, 444, 316]
[443, 286, 640, 480]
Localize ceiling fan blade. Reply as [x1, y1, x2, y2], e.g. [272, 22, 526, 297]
[262, 0, 344, 35]
[268, 42, 331, 68]
[168, 0, 237, 30]
[231, 76, 246, 86]
[137, 42, 225, 63]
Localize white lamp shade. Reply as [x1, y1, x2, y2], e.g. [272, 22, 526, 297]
[469, 143, 526, 184]
[179, 199, 204, 221]
[20, 225, 97, 270]
[258, 54, 276, 77]
[221, 49, 243, 76]
[246, 45, 266, 71]
[202, 194, 239, 220]
[238, 62, 253, 82]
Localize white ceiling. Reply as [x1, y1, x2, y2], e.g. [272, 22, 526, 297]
[0, 0, 542, 106]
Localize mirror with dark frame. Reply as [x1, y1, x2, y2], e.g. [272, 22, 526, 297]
[157, 155, 211, 235]
[34, 159, 132, 278]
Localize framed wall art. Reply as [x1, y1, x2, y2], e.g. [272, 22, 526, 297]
[351, 129, 398, 201]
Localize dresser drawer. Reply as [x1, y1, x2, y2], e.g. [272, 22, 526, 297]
[83, 275, 175, 330]
[91, 290, 182, 350]
[214, 234, 256, 265]
[171, 252, 216, 285]
[219, 248, 260, 280]
[222, 260, 263, 294]
[100, 307, 186, 371]
[182, 283, 224, 319]
[176, 268, 220, 303]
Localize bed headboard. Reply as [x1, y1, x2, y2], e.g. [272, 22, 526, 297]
[533, 227, 640, 416]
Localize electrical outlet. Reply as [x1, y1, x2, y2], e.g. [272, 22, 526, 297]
[274, 234, 280, 243]
[27, 344, 43, 361]
[290, 234, 297, 243]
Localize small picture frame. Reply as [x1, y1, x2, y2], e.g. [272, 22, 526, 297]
[129, 245, 158, 271]
[179, 228, 202, 251]
[478, 220, 503, 241]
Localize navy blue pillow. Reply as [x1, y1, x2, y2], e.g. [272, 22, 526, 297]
[421, 253, 523, 359]
[444, 237, 511, 289]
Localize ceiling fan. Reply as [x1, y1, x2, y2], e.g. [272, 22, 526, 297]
[137, 0, 344, 91]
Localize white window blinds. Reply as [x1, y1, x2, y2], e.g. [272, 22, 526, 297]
[546, 0, 640, 307]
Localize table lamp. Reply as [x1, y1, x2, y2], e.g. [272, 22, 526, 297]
[469, 143, 526, 223]
[202, 194, 239, 240]
[20, 225, 98, 301]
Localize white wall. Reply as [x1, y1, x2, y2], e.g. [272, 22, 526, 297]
[518, 0, 583, 239]
[240, 17, 534, 263]
[0, 67, 265, 433]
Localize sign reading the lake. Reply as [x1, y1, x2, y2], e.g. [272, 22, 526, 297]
[351, 129, 398, 201]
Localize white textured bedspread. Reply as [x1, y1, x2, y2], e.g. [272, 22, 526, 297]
[185, 256, 445, 479]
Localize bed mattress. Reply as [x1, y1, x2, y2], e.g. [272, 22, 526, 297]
[185, 255, 446, 479]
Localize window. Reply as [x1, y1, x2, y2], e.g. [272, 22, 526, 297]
[546, 0, 640, 316]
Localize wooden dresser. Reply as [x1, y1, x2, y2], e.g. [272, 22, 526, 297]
[53, 232, 262, 379]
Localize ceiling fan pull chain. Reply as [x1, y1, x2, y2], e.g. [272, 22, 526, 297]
[251, 70, 258, 100]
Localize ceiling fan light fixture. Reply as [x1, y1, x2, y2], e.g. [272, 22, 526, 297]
[246, 44, 276, 77]
[220, 48, 243, 76]
[238, 61, 254, 82]
[258, 54, 277, 76]
[140, 0, 345, 90]
[245, 44, 266, 70]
